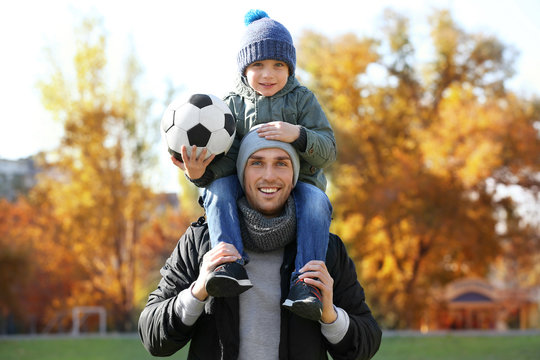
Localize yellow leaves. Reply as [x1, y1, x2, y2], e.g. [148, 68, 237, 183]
[74, 18, 107, 100]
[418, 84, 506, 187]
[429, 9, 462, 59]
[457, 141, 502, 187]
[382, 9, 412, 54]
[37, 72, 72, 120]
[15, 15, 163, 331]
[331, 213, 364, 246]
[298, 9, 539, 329]
[297, 30, 378, 116]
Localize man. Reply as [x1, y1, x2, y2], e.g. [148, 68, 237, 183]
[138, 129, 382, 359]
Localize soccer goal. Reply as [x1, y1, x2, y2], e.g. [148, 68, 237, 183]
[71, 306, 107, 335]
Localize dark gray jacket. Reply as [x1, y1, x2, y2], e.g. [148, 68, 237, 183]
[138, 217, 382, 360]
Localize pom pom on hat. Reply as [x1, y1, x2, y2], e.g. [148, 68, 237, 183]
[237, 9, 296, 75]
[244, 9, 269, 26]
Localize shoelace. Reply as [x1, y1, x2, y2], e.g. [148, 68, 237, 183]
[295, 279, 322, 301]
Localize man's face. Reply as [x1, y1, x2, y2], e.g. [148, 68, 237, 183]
[243, 148, 294, 218]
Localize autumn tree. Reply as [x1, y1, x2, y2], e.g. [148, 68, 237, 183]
[33, 17, 159, 331]
[298, 9, 540, 328]
[0, 199, 33, 331]
[0, 195, 74, 333]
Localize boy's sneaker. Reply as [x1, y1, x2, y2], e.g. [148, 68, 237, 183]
[205, 262, 253, 297]
[282, 279, 323, 321]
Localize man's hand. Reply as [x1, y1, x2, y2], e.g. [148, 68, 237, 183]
[191, 242, 242, 301]
[298, 260, 337, 324]
[256, 121, 300, 143]
[171, 145, 215, 180]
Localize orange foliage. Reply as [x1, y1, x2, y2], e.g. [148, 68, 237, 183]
[299, 10, 540, 328]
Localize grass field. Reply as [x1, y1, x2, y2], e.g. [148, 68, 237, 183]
[1, 332, 540, 359]
[377, 333, 540, 360]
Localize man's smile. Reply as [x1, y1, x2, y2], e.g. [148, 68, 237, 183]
[259, 187, 279, 194]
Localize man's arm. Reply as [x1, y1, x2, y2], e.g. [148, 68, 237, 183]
[298, 234, 382, 359]
[138, 225, 209, 356]
[298, 260, 351, 345]
[325, 234, 382, 360]
[138, 225, 243, 356]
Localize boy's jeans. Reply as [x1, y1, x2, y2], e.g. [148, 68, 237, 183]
[202, 175, 332, 283]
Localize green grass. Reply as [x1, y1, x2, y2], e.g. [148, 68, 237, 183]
[1, 333, 539, 360]
[0, 335, 187, 360]
[374, 334, 540, 360]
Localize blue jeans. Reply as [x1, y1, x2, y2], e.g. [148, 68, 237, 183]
[202, 175, 332, 283]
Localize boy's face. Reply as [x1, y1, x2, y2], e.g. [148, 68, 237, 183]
[245, 59, 289, 97]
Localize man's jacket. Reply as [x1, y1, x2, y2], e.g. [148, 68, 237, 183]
[138, 218, 382, 360]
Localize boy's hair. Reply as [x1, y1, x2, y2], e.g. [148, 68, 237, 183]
[237, 9, 296, 76]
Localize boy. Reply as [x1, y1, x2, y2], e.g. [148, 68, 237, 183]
[172, 9, 336, 321]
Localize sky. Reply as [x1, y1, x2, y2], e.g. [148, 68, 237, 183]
[1, 0, 539, 191]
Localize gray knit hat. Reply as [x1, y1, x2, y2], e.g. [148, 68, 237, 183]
[237, 9, 296, 76]
[236, 125, 300, 190]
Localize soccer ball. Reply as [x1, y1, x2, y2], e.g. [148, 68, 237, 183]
[161, 93, 236, 162]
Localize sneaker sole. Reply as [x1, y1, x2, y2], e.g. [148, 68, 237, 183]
[282, 299, 322, 321]
[206, 275, 253, 298]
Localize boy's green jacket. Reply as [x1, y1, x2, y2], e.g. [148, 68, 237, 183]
[207, 75, 336, 192]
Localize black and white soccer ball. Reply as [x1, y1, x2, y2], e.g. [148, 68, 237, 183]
[161, 93, 236, 162]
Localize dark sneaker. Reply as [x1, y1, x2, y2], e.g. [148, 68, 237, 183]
[205, 262, 253, 297]
[282, 279, 323, 321]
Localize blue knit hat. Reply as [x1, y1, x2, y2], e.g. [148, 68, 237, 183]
[237, 9, 296, 76]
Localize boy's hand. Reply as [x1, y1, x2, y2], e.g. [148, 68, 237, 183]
[257, 121, 300, 143]
[191, 242, 242, 301]
[170, 145, 215, 180]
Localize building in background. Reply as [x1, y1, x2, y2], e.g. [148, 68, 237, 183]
[0, 157, 37, 201]
[426, 277, 539, 331]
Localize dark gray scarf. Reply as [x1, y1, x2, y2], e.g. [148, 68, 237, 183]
[238, 196, 296, 253]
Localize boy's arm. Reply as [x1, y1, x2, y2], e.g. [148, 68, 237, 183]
[171, 146, 215, 181]
[171, 140, 238, 188]
[184, 94, 242, 187]
[193, 94, 243, 185]
[204, 132, 241, 182]
[255, 90, 336, 169]
[295, 90, 337, 169]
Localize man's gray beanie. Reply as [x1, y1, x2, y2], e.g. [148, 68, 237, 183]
[236, 125, 300, 190]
